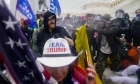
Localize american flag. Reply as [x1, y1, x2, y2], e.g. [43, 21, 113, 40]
[0, 0, 49, 83]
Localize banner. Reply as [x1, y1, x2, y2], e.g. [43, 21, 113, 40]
[75, 25, 102, 84]
[16, 0, 38, 28]
[50, 0, 61, 16]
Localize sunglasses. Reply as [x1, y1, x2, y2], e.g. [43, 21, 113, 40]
[48, 18, 55, 21]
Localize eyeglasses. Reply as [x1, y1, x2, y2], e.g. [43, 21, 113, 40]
[48, 18, 55, 21]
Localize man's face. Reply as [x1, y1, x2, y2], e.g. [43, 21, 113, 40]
[98, 21, 106, 29]
[101, 21, 106, 28]
[136, 10, 140, 14]
[24, 22, 29, 28]
[44, 65, 69, 83]
[87, 16, 93, 23]
[20, 19, 24, 25]
[48, 15, 55, 29]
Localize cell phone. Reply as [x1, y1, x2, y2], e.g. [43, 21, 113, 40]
[85, 51, 88, 68]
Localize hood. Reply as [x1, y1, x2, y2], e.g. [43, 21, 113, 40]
[124, 13, 130, 20]
[43, 11, 56, 32]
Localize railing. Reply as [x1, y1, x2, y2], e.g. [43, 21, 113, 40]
[110, 0, 127, 8]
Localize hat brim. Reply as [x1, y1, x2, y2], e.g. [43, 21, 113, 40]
[37, 50, 83, 67]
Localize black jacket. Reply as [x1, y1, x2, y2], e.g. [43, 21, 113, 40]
[94, 25, 120, 54]
[37, 12, 71, 54]
[111, 18, 132, 43]
[131, 18, 140, 47]
[111, 18, 127, 37]
[86, 26, 97, 57]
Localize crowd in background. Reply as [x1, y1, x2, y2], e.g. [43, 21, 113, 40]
[1, 8, 140, 83]
[19, 8, 140, 80]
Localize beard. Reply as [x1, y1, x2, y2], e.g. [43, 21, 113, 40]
[48, 22, 55, 29]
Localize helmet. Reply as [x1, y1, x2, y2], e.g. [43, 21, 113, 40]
[115, 9, 125, 18]
[72, 15, 76, 20]
[75, 16, 81, 23]
[103, 14, 111, 21]
[124, 13, 129, 19]
[85, 13, 93, 18]
[94, 14, 103, 21]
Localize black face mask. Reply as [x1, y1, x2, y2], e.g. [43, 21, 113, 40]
[136, 14, 140, 17]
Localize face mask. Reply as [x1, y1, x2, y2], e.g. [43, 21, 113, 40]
[116, 13, 123, 18]
[136, 14, 140, 17]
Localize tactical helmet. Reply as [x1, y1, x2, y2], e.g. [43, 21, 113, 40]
[115, 9, 125, 18]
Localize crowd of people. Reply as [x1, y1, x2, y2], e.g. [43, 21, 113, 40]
[1, 6, 140, 84]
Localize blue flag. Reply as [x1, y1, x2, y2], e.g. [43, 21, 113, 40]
[0, 0, 48, 83]
[50, 0, 61, 16]
[16, 0, 38, 28]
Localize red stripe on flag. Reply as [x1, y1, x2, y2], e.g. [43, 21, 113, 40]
[0, 52, 18, 83]
[42, 69, 50, 80]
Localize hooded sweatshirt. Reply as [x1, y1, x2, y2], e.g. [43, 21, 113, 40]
[37, 11, 71, 54]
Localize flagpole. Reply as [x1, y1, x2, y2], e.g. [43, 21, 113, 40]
[15, 9, 17, 17]
[15, 0, 18, 17]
